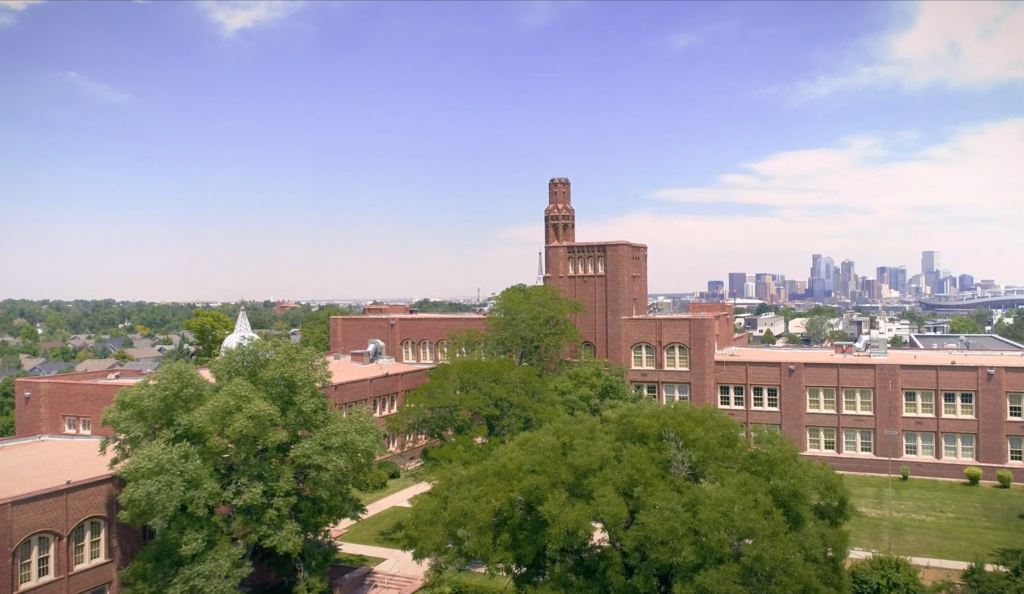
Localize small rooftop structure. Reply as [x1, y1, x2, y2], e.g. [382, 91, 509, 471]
[910, 334, 1024, 351]
[221, 307, 260, 353]
[0, 436, 113, 502]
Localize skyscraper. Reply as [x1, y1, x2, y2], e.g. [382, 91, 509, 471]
[922, 251, 940, 273]
[728, 272, 747, 300]
[809, 255, 835, 302]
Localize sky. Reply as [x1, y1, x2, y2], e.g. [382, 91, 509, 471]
[1, 1, 1022, 301]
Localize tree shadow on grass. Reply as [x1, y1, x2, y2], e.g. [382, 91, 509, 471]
[379, 520, 407, 548]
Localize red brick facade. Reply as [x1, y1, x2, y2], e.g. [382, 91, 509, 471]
[15, 371, 149, 439]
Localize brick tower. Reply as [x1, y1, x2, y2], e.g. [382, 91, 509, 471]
[544, 177, 575, 245]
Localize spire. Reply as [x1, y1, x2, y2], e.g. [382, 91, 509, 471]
[536, 249, 544, 285]
[220, 306, 259, 353]
[234, 307, 253, 335]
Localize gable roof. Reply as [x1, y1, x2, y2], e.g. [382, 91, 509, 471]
[120, 361, 161, 372]
[124, 347, 163, 360]
[74, 358, 124, 373]
[19, 355, 47, 370]
[28, 361, 75, 375]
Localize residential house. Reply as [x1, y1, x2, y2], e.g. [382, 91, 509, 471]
[122, 348, 162, 363]
[74, 359, 124, 373]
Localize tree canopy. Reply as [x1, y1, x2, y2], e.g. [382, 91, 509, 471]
[184, 309, 234, 363]
[101, 340, 382, 594]
[949, 317, 984, 335]
[298, 305, 354, 353]
[485, 284, 585, 371]
[996, 309, 1024, 344]
[404, 403, 852, 594]
[761, 328, 777, 345]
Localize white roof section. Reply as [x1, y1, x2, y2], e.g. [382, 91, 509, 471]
[221, 307, 260, 353]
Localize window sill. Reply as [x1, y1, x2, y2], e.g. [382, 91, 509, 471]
[750, 407, 780, 412]
[806, 410, 838, 414]
[16, 576, 58, 593]
[71, 558, 113, 574]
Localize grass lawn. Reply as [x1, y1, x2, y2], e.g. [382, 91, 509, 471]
[334, 551, 386, 567]
[338, 506, 412, 549]
[844, 474, 1024, 562]
[356, 469, 424, 505]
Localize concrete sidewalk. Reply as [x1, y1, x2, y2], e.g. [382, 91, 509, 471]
[848, 550, 1004, 571]
[331, 482, 432, 537]
[337, 541, 431, 578]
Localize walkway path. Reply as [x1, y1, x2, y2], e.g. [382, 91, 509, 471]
[333, 482, 433, 579]
[848, 550, 1004, 572]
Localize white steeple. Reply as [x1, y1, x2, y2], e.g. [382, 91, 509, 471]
[535, 249, 544, 285]
[220, 307, 260, 353]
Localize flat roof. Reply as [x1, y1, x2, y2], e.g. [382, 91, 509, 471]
[338, 313, 486, 318]
[911, 334, 1024, 350]
[0, 436, 113, 502]
[324, 355, 433, 384]
[715, 347, 1024, 367]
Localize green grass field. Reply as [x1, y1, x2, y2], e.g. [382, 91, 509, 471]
[334, 551, 386, 567]
[338, 506, 412, 548]
[355, 468, 424, 505]
[844, 474, 1024, 562]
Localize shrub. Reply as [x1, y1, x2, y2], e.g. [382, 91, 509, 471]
[996, 469, 1013, 489]
[849, 553, 925, 594]
[377, 460, 401, 480]
[357, 469, 390, 492]
[900, 466, 910, 481]
[964, 466, 983, 486]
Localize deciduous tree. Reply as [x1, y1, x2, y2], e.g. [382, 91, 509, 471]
[102, 341, 381, 594]
[184, 309, 234, 363]
[761, 328, 777, 345]
[949, 317, 983, 335]
[486, 284, 584, 371]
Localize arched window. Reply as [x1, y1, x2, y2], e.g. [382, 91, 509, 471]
[16, 533, 54, 589]
[598, 256, 605, 274]
[437, 340, 451, 363]
[578, 257, 585, 274]
[581, 342, 596, 358]
[664, 344, 689, 369]
[420, 340, 435, 363]
[402, 340, 416, 363]
[588, 257, 595, 274]
[568, 258, 575, 274]
[71, 519, 106, 570]
[632, 343, 655, 369]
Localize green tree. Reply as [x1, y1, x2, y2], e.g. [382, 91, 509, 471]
[101, 341, 381, 594]
[805, 315, 832, 345]
[112, 348, 136, 363]
[899, 309, 929, 329]
[957, 548, 1024, 593]
[0, 374, 24, 436]
[888, 335, 904, 348]
[755, 302, 773, 316]
[75, 348, 97, 363]
[784, 333, 803, 346]
[298, 305, 351, 353]
[47, 345, 76, 362]
[968, 308, 993, 331]
[486, 284, 585, 371]
[184, 309, 234, 363]
[949, 317, 983, 335]
[761, 328, 777, 345]
[44, 312, 68, 340]
[807, 305, 840, 318]
[162, 340, 193, 364]
[18, 324, 39, 343]
[849, 554, 925, 594]
[405, 403, 851, 594]
[548, 359, 638, 418]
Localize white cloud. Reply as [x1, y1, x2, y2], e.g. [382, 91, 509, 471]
[0, 0, 42, 27]
[198, 0, 302, 35]
[534, 117, 1024, 290]
[516, 1, 582, 31]
[796, 1, 1024, 101]
[669, 32, 699, 50]
[61, 72, 131, 104]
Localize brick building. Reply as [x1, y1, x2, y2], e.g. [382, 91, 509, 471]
[1, 436, 133, 594]
[330, 177, 1024, 482]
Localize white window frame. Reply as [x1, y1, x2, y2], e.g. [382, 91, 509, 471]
[72, 519, 107, 570]
[751, 386, 779, 410]
[79, 418, 92, 434]
[588, 257, 595, 274]
[807, 427, 837, 452]
[419, 340, 434, 363]
[663, 344, 689, 369]
[942, 433, 975, 460]
[903, 390, 935, 416]
[718, 385, 745, 409]
[598, 256, 605, 274]
[1010, 436, 1023, 463]
[568, 258, 575, 274]
[17, 533, 54, 589]
[581, 342, 596, 358]
[402, 340, 415, 363]
[437, 340, 451, 363]
[904, 432, 935, 458]
[943, 392, 975, 418]
[807, 387, 837, 413]
[64, 416, 77, 433]
[577, 257, 585, 274]
[631, 343, 655, 369]
[632, 383, 658, 402]
[1009, 393, 1023, 420]
[388, 393, 398, 414]
[843, 389, 873, 414]
[372, 397, 382, 417]
[384, 432, 398, 452]
[843, 429, 874, 455]
[663, 384, 689, 403]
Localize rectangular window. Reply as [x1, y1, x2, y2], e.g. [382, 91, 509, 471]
[664, 384, 689, 403]
[18, 540, 31, 585]
[65, 416, 77, 433]
[1010, 393, 1023, 419]
[718, 385, 744, 408]
[37, 535, 50, 579]
[943, 434, 975, 460]
[89, 520, 102, 561]
[633, 383, 658, 401]
[80, 417, 91, 434]
[807, 388, 837, 412]
[807, 427, 836, 452]
[843, 389, 873, 414]
[904, 432, 936, 458]
[1011, 437, 1023, 462]
[751, 386, 780, 410]
[844, 429, 874, 454]
[389, 393, 398, 413]
[904, 391, 935, 416]
[73, 524, 86, 566]
[372, 397, 381, 416]
[943, 392, 975, 418]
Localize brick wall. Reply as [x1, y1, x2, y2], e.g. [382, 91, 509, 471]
[15, 371, 148, 438]
[330, 316, 486, 363]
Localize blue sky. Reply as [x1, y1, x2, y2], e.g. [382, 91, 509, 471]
[1, 1, 1022, 301]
